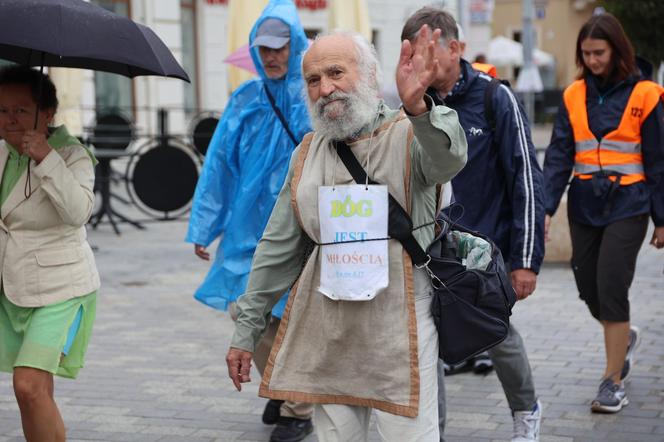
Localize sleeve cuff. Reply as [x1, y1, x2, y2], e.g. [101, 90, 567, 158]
[403, 94, 434, 117]
[32, 149, 63, 178]
[407, 95, 459, 148]
[510, 261, 541, 275]
[230, 324, 258, 353]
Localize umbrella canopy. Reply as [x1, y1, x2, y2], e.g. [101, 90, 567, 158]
[223, 43, 258, 75]
[223, 39, 313, 75]
[515, 65, 544, 93]
[0, 0, 189, 82]
[487, 36, 554, 68]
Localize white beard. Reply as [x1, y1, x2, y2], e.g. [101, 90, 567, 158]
[307, 77, 380, 141]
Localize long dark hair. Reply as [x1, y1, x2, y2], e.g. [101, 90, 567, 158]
[575, 13, 638, 82]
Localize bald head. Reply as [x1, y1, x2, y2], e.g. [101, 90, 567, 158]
[305, 34, 358, 64]
[304, 32, 356, 62]
[302, 32, 381, 140]
[303, 34, 361, 104]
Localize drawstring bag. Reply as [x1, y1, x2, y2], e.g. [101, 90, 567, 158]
[427, 212, 516, 364]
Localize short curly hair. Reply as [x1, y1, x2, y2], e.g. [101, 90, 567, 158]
[0, 65, 59, 112]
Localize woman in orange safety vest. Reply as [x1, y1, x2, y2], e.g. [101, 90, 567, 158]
[543, 13, 664, 414]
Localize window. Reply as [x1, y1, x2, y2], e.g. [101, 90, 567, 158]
[372, 30, 379, 53]
[91, 0, 134, 117]
[181, 0, 199, 116]
[304, 28, 321, 40]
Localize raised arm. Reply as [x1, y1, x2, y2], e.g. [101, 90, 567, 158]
[396, 24, 440, 116]
[23, 133, 95, 226]
[397, 25, 467, 186]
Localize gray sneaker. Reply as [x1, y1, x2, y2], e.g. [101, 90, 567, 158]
[591, 379, 628, 413]
[620, 326, 641, 381]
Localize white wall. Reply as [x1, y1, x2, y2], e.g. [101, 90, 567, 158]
[196, 0, 457, 109]
[79, 0, 186, 140]
[197, 1, 229, 112]
[79, 0, 490, 140]
[144, 0, 186, 135]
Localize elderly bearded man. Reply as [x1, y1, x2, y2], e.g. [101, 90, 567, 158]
[225, 27, 467, 442]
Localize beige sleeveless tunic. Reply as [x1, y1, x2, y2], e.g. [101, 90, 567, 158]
[232, 102, 467, 418]
[260, 114, 434, 417]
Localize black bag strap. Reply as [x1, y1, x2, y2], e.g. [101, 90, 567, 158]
[333, 140, 430, 267]
[264, 83, 298, 145]
[483, 77, 506, 133]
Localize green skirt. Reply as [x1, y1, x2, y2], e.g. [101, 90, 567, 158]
[0, 291, 97, 379]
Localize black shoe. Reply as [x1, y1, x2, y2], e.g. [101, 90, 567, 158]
[472, 352, 494, 375]
[262, 399, 284, 425]
[269, 417, 313, 442]
[443, 359, 473, 376]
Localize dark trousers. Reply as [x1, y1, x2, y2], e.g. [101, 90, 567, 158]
[569, 214, 649, 322]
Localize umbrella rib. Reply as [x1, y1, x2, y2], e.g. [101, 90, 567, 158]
[56, 3, 63, 57]
[139, 29, 168, 77]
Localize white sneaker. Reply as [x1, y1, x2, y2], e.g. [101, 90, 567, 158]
[511, 399, 542, 442]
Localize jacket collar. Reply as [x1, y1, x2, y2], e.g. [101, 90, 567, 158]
[2, 125, 93, 218]
[0, 126, 93, 222]
[0, 143, 43, 220]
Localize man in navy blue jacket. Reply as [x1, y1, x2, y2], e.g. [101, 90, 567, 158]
[402, 8, 545, 442]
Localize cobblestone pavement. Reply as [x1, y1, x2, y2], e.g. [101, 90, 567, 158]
[1, 215, 663, 441]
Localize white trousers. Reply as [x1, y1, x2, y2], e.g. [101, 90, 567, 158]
[313, 269, 439, 442]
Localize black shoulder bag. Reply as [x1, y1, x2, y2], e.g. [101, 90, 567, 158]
[264, 84, 298, 146]
[334, 140, 516, 364]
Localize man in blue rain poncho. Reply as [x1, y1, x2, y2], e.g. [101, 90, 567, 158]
[186, 1, 313, 441]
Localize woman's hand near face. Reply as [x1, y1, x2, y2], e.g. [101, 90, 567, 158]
[21, 130, 52, 164]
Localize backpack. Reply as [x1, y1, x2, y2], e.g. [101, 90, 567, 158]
[483, 77, 511, 133]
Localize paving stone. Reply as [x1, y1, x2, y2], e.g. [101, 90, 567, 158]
[1, 205, 662, 441]
[157, 436, 214, 442]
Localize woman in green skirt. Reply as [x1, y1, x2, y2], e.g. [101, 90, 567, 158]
[0, 65, 100, 442]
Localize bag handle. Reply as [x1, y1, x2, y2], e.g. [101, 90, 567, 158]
[264, 84, 299, 146]
[333, 140, 433, 270]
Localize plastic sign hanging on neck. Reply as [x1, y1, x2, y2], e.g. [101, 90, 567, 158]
[318, 184, 389, 301]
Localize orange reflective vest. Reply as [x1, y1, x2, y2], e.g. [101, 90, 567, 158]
[472, 62, 497, 78]
[564, 79, 664, 185]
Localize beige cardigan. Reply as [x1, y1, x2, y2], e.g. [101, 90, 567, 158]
[0, 138, 100, 307]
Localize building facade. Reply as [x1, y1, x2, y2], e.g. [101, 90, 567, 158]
[73, 0, 477, 139]
[491, 0, 595, 87]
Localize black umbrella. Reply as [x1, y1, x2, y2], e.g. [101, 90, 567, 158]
[0, 0, 189, 81]
[0, 0, 189, 199]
